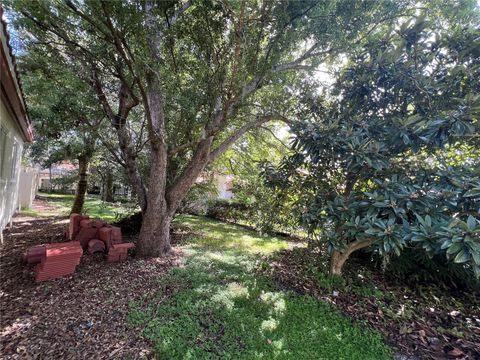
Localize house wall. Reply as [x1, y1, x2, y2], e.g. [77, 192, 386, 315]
[0, 98, 24, 232]
[215, 174, 234, 200]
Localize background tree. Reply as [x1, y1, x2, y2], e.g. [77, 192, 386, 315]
[207, 124, 298, 234]
[7, 0, 412, 256]
[21, 50, 103, 214]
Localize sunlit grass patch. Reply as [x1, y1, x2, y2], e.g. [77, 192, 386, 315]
[36, 192, 135, 221]
[129, 214, 393, 359]
[17, 208, 44, 217]
[174, 215, 291, 254]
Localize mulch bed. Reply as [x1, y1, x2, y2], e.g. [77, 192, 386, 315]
[0, 215, 184, 359]
[267, 248, 480, 360]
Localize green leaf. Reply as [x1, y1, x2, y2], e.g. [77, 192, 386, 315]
[466, 215, 477, 231]
[446, 242, 462, 255]
[425, 215, 432, 227]
[472, 251, 480, 266]
[454, 249, 470, 263]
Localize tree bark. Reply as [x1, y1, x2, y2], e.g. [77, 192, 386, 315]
[329, 238, 375, 275]
[137, 64, 170, 256]
[105, 171, 114, 202]
[329, 250, 351, 276]
[137, 145, 170, 256]
[138, 207, 172, 256]
[71, 155, 89, 214]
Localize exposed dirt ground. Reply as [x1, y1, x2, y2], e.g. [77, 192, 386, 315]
[0, 215, 183, 359]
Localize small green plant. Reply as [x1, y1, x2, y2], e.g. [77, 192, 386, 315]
[313, 272, 346, 293]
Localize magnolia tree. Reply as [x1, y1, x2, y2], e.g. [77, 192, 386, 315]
[7, 0, 412, 256]
[267, 13, 480, 275]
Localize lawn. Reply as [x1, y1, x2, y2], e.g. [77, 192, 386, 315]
[20, 192, 136, 221]
[129, 215, 393, 359]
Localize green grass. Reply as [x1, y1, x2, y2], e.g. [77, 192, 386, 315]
[17, 207, 43, 217]
[174, 215, 291, 254]
[129, 215, 393, 359]
[32, 192, 135, 221]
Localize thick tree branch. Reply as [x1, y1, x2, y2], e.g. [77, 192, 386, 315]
[167, 0, 192, 27]
[209, 112, 294, 161]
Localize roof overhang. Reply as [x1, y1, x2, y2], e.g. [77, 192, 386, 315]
[0, 7, 33, 142]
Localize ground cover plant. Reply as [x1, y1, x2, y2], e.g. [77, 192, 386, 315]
[128, 215, 393, 359]
[3, 185, 479, 359]
[267, 246, 480, 359]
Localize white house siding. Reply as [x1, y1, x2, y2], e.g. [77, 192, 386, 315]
[0, 99, 24, 232]
[215, 174, 234, 200]
[1, 12, 34, 242]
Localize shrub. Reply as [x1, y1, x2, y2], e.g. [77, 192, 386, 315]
[385, 248, 480, 292]
[205, 199, 249, 223]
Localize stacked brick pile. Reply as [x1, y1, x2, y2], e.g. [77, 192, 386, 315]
[68, 213, 134, 262]
[34, 242, 83, 282]
[23, 213, 135, 282]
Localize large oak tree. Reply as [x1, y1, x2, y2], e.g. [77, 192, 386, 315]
[8, 0, 412, 256]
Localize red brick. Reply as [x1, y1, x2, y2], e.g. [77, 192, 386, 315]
[109, 226, 123, 243]
[68, 213, 82, 241]
[23, 245, 46, 264]
[91, 220, 106, 228]
[75, 227, 98, 249]
[80, 219, 93, 228]
[106, 253, 120, 263]
[111, 242, 134, 251]
[88, 239, 106, 255]
[98, 227, 111, 245]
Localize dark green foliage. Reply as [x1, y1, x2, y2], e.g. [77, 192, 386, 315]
[269, 9, 480, 275]
[205, 199, 249, 222]
[385, 248, 480, 291]
[49, 173, 77, 193]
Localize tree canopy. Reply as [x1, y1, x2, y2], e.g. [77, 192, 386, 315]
[7, 0, 419, 255]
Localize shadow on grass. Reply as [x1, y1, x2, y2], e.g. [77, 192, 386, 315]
[128, 247, 393, 359]
[128, 216, 392, 359]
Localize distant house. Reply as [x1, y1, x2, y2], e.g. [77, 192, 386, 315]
[214, 174, 234, 200]
[38, 161, 77, 192]
[195, 172, 234, 200]
[0, 11, 34, 241]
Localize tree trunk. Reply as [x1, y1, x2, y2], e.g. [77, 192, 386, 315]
[71, 156, 89, 214]
[138, 207, 172, 256]
[329, 250, 350, 276]
[329, 238, 376, 275]
[105, 171, 114, 202]
[137, 144, 170, 256]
